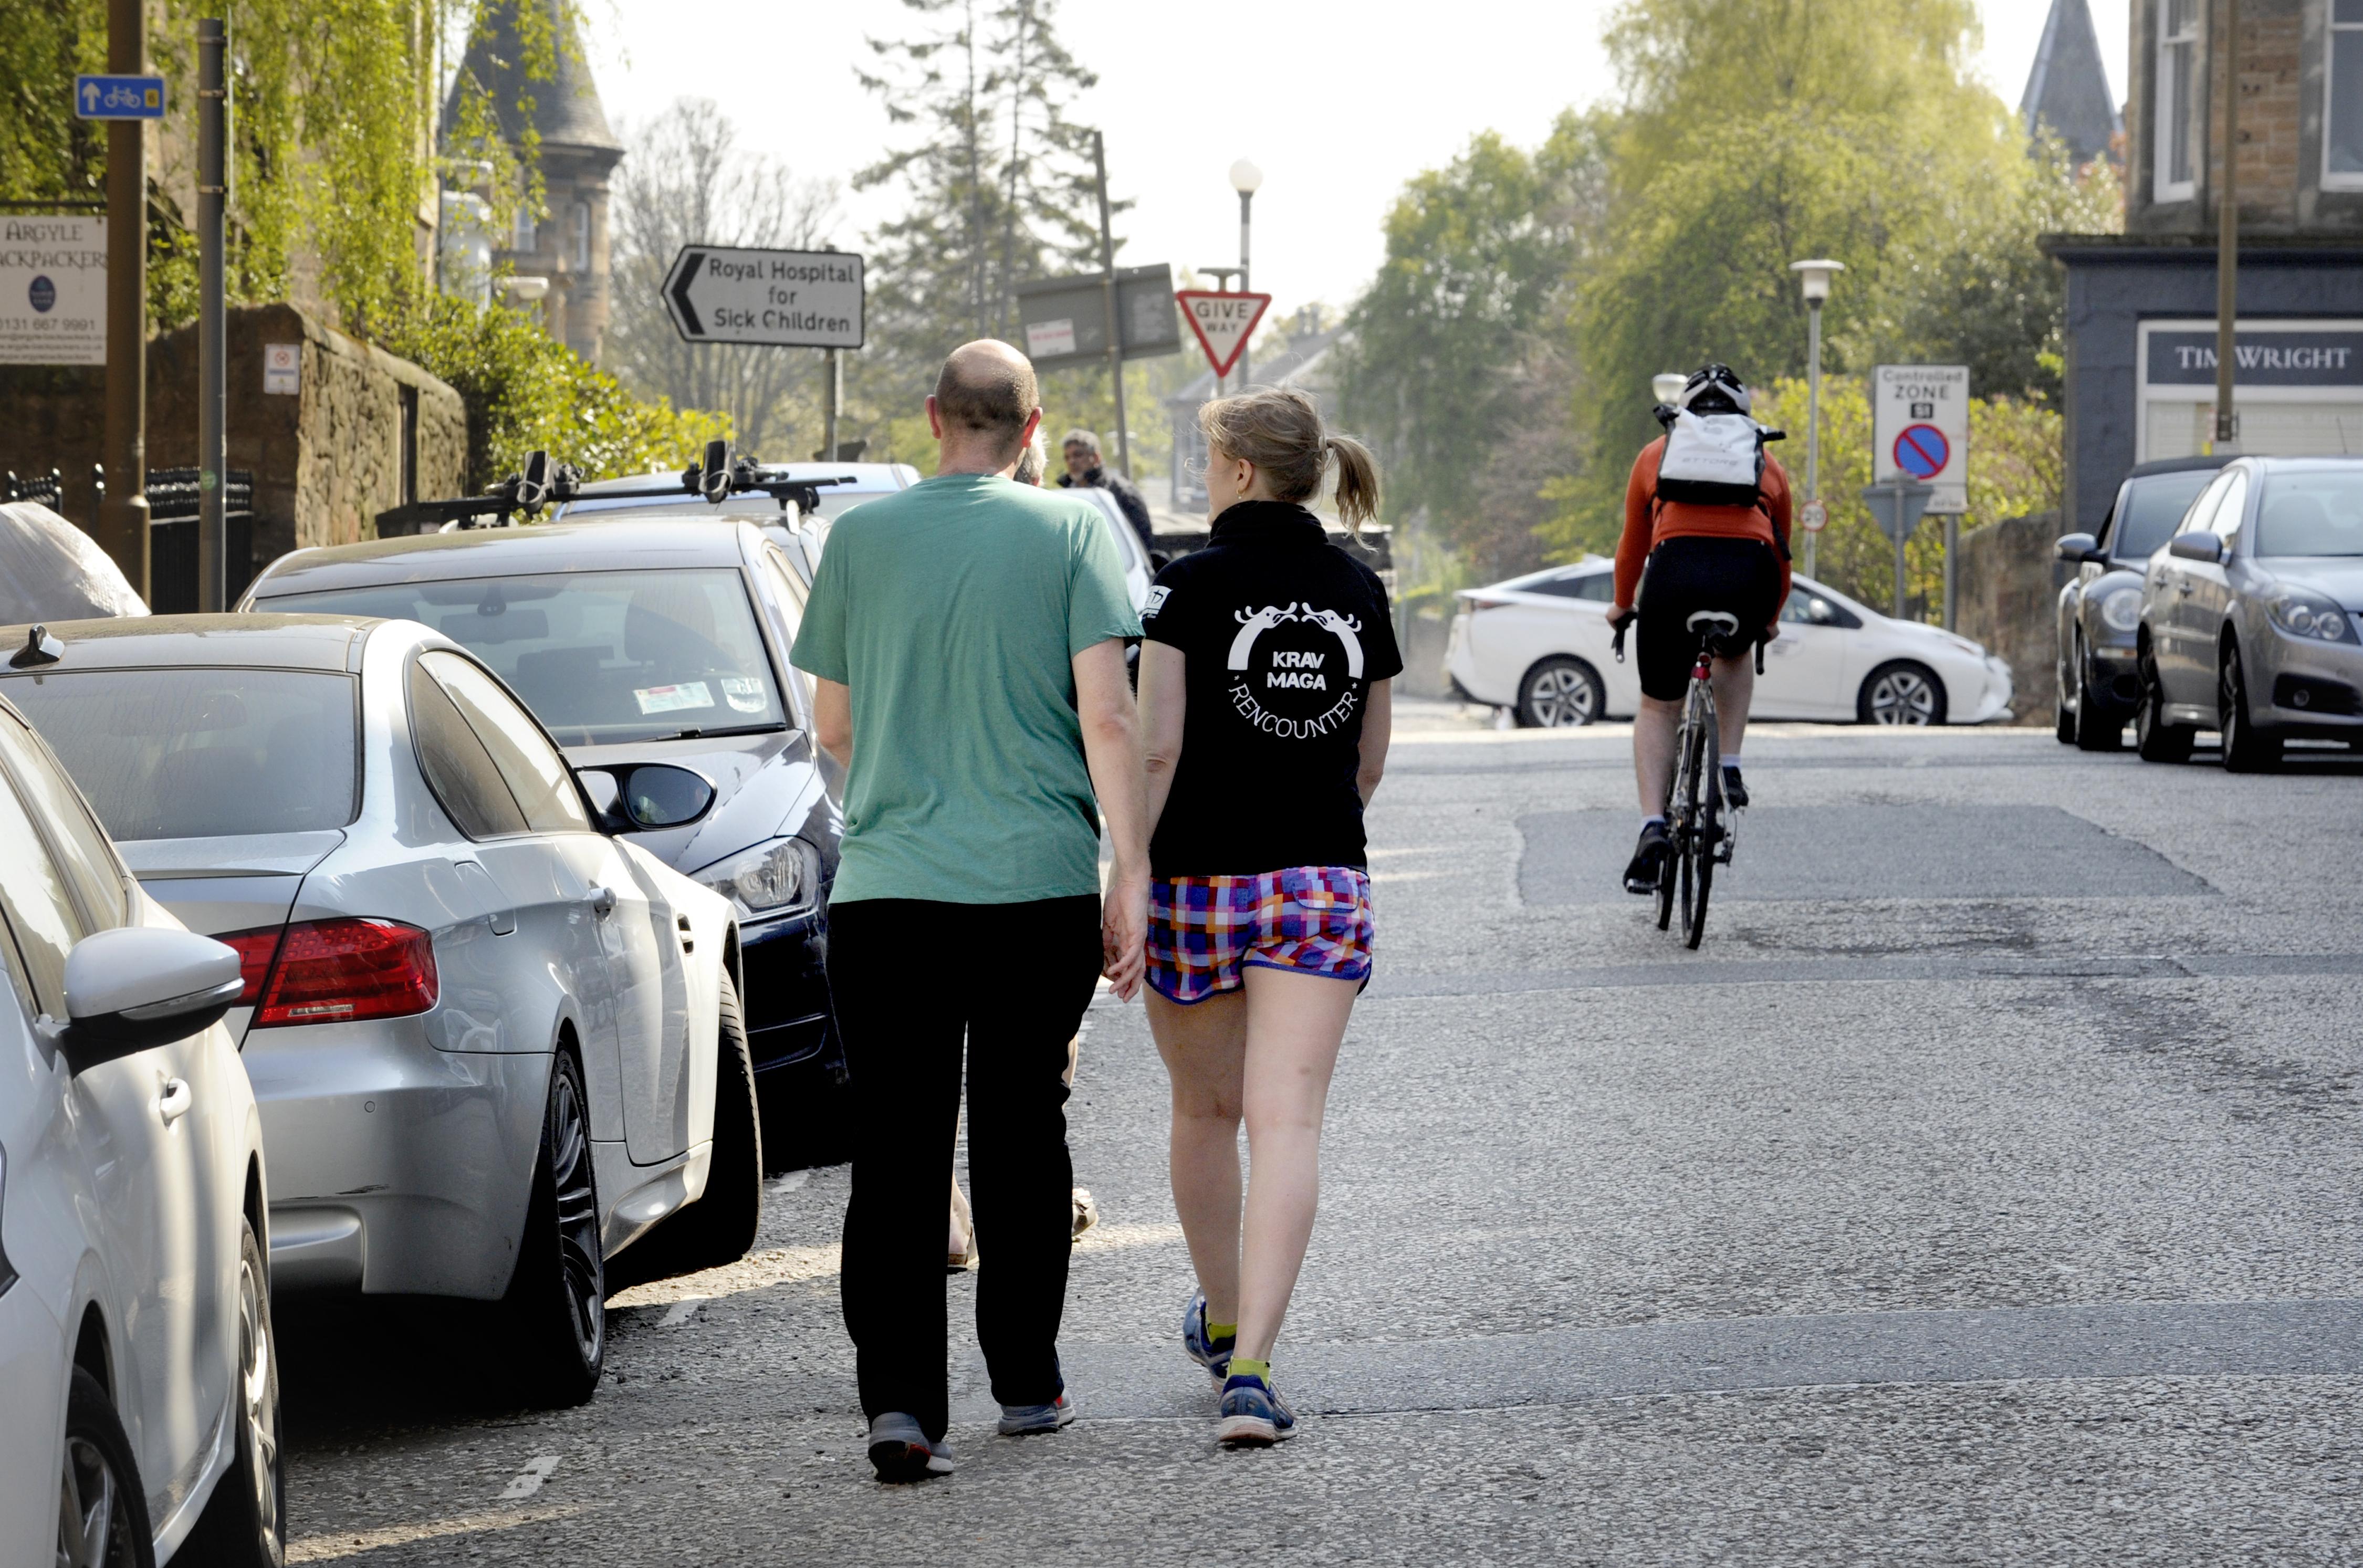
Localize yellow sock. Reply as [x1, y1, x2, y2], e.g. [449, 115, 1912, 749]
[1229, 1356, 1270, 1383]
[1208, 1321, 1237, 1342]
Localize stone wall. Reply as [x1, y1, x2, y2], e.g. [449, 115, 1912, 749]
[0, 302, 466, 583]
[1957, 510, 2067, 726]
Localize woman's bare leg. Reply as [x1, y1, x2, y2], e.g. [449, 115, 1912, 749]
[1234, 966, 1358, 1364]
[1147, 988, 1248, 1325]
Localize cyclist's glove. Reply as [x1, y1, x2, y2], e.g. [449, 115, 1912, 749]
[1609, 608, 1636, 662]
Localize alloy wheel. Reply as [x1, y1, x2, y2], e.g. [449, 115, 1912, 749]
[549, 1067, 605, 1366]
[58, 1435, 134, 1568]
[1522, 664, 1597, 727]
[234, 1250, 282, 1548]
[1866, 667, 1938, 726]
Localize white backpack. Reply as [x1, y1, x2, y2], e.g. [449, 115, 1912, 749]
[1655, 409, 1771, 510]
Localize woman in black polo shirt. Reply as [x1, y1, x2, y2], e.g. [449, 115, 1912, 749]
[1136, 386, 1400, 1447]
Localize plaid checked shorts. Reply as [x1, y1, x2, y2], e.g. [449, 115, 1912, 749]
[1146, 866, 1375, 1005]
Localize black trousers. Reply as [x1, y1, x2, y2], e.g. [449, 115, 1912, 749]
[1635, 536, 1784, 701]
[828, 894, 1103, 1439]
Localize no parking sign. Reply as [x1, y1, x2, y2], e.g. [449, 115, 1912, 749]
[1872, 364, 1968, 515]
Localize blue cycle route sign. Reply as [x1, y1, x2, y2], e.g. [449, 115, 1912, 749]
[75, 75, 166, 120]
[1893, 422, 1950, 480]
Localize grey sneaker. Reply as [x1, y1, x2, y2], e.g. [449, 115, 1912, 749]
[997, 1391, 1078, 1436]
[867, 1413, 955, 1480]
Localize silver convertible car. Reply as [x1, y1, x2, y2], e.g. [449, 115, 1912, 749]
[2134, 456, 2363, 770]
[0, 614, 760, 1405]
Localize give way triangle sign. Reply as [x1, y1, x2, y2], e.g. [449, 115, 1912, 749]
[1176, 290, 1272, 378]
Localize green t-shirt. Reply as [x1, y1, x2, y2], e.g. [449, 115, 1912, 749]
[790, 473, 1143, 905]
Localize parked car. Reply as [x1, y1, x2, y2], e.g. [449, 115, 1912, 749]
[2133, 456, 2363, 769]
[2052, 455, 2231, 750]
[0, 680, 282, 1567]
[0, 613, 755, 1406]
[0, 499, 148, 623]
[1445, 560, 2014, 726]
[235, 527, 845, 1168]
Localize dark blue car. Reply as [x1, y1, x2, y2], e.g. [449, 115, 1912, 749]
[241, 518, 852, 1162]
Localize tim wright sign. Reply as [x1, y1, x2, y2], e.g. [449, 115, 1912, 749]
[663, 247, 864, 349]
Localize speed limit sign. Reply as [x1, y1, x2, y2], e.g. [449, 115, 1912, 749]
[1799, 497, 1828, 532]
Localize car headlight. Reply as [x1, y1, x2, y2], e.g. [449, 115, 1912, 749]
[2098, 586, 2142, 633]
[693, 837, 820, 917]
[2266, 587, 2359, 644]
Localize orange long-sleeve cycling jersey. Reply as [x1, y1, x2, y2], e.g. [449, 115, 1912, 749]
[1612, 435, 1793, 619]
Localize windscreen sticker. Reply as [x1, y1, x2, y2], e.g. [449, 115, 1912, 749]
[720, 676, 768, 713]
[634, 682, 715, 715]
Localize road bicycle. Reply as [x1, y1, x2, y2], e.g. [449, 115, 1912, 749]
[1615, 609, 1758, 949]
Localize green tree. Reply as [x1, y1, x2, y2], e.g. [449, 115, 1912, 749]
[854, 0, 1109, 399]
[1336, 112, 1611, 581]
[1552, 0, 2014, 557]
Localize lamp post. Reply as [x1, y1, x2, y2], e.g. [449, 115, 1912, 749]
[1789, 258, 1844, 580]
[1230, 159, 1262, 388]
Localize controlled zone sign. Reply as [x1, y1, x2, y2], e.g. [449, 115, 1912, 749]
[1177, 291, 1271, 378]
[0, 214, 104, 365]
[1871, 364, 1969, 515]
[663, 247, 864, 349]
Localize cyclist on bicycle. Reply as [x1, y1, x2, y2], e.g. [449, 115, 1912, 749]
[1609, 364, 1791, 894]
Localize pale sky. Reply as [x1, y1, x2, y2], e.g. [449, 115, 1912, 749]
[584, 1, 2129, 324]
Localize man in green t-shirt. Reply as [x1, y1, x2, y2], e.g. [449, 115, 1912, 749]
[791, 339, 1147, 1482]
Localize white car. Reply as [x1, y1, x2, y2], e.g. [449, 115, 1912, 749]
[1446, 560, 2014, 727]
[0, 682, 284, 1567]
[2, 613, 753, 1410]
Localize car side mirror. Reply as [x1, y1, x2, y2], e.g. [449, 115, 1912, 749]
[2167, 532, 2225, 563]
[55, 926, 243, 1073]
[577, 763, 717, 834]
[2054, 532, 2104, 565]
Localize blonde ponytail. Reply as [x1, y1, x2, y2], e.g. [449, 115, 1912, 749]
[1199, 386, 1383, 532]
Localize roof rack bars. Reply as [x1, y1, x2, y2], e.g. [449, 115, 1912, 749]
[378, 438, 862, 536]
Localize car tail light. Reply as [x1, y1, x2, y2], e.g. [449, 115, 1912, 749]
[243, 918, 437, 1028]
[217, 928, 285, 1005]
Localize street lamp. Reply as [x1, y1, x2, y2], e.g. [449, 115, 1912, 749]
[1789, 258, 1844, 579]
[1231, 159, 1262, 388]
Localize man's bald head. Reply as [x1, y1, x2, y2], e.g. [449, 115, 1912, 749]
[932, 340, 1041, 462]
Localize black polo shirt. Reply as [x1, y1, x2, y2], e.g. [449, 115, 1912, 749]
[1139, 500, 1403, 877]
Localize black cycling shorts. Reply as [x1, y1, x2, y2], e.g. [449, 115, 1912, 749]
[1634, 536, 1783, 702]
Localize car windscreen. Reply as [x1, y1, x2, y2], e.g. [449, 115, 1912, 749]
[2109, 470, 2219, 559]
[0, 667, 359, 840]
[260, 569, 788, 744]
[2254, 473, 2363, 557]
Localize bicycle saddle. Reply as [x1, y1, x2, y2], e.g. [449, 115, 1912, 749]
[1686, 611, 1741, 638]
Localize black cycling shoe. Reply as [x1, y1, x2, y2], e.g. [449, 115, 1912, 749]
[1721, 765, 1749, 810]
[1623, 822, 1670, 894]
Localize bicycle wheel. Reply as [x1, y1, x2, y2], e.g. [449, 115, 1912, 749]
[1679, 687, 1718, 948]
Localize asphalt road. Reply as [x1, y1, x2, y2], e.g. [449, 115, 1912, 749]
[275, 703, 2363, 1565]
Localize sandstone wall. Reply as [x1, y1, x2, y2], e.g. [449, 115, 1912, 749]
[1957, 510, 2067, 726]
[0, 303, 465, 583]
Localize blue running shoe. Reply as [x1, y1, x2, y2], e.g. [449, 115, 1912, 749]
[1216, 1373, 1296, 1447]
[1180, 1291, 1235, 1383]
[996, 1391, 1078, 1436]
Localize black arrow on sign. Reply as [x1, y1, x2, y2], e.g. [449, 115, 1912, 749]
[669, 250, 705, 337]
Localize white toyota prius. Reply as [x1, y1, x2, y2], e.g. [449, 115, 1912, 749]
[1446, 559, 2014, 728]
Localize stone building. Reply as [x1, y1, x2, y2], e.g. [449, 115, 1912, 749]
[2021, 0, 2123, 165]
[2044, 0, 2363, 534]
[442, 0, 624, 364]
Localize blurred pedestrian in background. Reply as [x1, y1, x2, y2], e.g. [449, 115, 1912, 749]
[792, 339, 1149, 1482]
[1134, 386, 1398, 1447]
[1059, 428, 1156, 558]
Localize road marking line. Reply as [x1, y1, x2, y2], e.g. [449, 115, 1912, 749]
[659, 1298, 706, 1328]
[499, 1454, 561, 1500]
